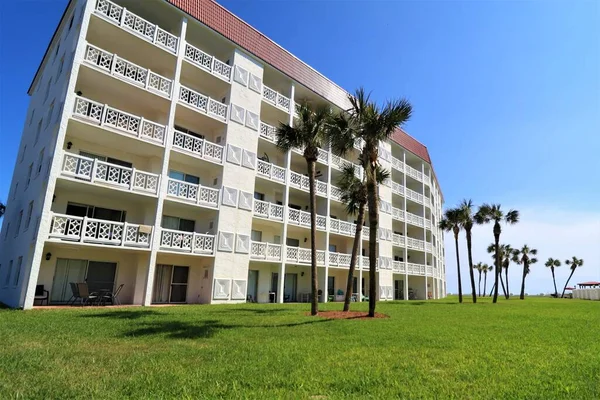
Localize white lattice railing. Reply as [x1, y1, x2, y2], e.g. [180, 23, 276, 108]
[406, 164, 423, 182]
[184, 43, 232, 81]
[331, 155, 363, 179]
[250, 241, 282, 261]
[393, 261, 407, 273]
[329, 252, 352, 267]
[363, 226, 370, 238]
[392, 207, 405, 222]
[406, 188, 424, 204]
[172, 130, 223, 164]
[425, 242, 433, 252]
[329, 218, 357, 237]
[392, 233, 405, 247]
[406, 212, 425, 227]
[259, 121, 277, 142]
[84, 44, 173, 97]
[391, 182, 405, 196]
[262, 85, 291, 112]
[159, 229, 214, 254]
[391, 156, 404, 172]
[289, 171, 328, 197]
[61, 153, 160, 195]
[94, 0, 178, 53]
[424, 197, 431, 208]
[179, 85, 228, 121]
[407, 237, 425, 251]
[292, 146, 329, 164]
[285, 247, 325, 265]
[287, 208, 326, 231]
[330, 185, 342, 202]
[256, 159, 286, 184]
[253, 200, 284, 221]
[425, 219, 432, 230]
[426, 266, 433, 275]
[49, 213, 151, 247]
[72, 96, 166, 145]
[166, 178, 219, 208]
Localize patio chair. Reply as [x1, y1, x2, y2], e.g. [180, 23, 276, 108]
[76, 283, 99, 306]
[67, 282, 81, 305]
[34, 285, 49, 306]
[100, 284, 124, 306]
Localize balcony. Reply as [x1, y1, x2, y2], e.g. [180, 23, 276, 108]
[393, 261, 407, 273]
[256, 160, 286, 184]
[391, 156, 404, 173]
[426, 266, 433, 275]
[407, 237, 426, 251]
[289, 171, 327, 197]
[329, 252, 352, 268]
[178, 85, 228, 122]
[183, 43, 232, 82]
[286, 247, 325, 265]
[293, 146, 328, 165]
[405, 164, 423, 183]
[407, 263, 426, 276]
[250, 241, 282, 261]
[331, 155, 363, 179]
[166, 178, 219, 209]
[253, 200, 284, 222]
[94, 0, 178, 54]
[406, 188, 424, 205]
[329, 218, 356, 237]
[60, 153, 160, 196]
[259, 121, 277, 143]
[392, 207, 405, 222]
[49, 213, 151, 248]
[406, 212, 425, 228]
[288, 208, 326, 231]
[72, 96, 166, 146]
[262, 85, 291, 112]
[83, 44, 173, 98]
[392, 233, 405, 247]
[330, 185, 342, 202]
[171, 130, 223, 164]
[392, 182, 405, 197]
[159, 229, 215, 255]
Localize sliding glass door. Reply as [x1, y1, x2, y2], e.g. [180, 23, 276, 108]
[152, 265, 189, 303]
[50, 259, 117, 303]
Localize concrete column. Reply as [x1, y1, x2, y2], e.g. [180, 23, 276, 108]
[403, 151, 409, 300]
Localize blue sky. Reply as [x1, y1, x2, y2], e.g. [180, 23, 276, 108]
[1, 0, 598, 293]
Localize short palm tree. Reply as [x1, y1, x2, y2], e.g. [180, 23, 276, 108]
[486, 243, 508, 298]
[457, 199, 477, 303]
[476, 204, 519, 303]
[561, 257, 584, 298]
[482, 263, 492, 297]
[276, 102, 332, 316]
[439, 208, 463, 303]
[512, 245, 538, 300]
[473, 262, 485, 297]
[337, 163, 389, 312]
[502, 244, 515, 299]
[331, 88, 412, 317]
[545, 258, 561, 297]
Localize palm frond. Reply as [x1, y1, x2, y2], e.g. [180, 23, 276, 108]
[505, 209, 520, 224]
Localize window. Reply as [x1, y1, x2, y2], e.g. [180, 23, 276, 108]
[35, 149, 45, 178]
[45, 102, 54, 128]
[20, 145, 27, 163]
[29, 109, 35, 126]
[44, 79, 51, 103]
[174, 125, 204, 139]
[15, 210, 23, 237]
[4, 223, 10, 241]
[13, 257, 22, 287]
[66, 203, 126, 222]
[254, 192, 265, 201]
[4, 260, 13, 287]
[161, 215, 195, 232]
[250, 230, 262, 242]
[168, 170, 200, 185]
[35, 119, 43, 145]
[329, 244, 337, 252]
[25, 201, 34, 231]
[26, 164, 33, 188]
[13, 183, 18, 200]
[286, 238, 300, 247]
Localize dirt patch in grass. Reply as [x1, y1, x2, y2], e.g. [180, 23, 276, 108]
[308, 311, 389, 319]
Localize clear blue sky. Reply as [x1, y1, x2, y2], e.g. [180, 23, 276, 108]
[1, 1, 598, 292]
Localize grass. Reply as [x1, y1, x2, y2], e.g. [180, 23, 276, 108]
[0, 297, 598, 399]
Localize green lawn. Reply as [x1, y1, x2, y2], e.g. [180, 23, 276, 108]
[1, 297, 598, 399]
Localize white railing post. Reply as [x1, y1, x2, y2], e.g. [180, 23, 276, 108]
[99, 103, 108, 127]
[137, 117, 145, 138]
[80, 216, 88, 243]
[121, 222, 128, 246]
[145, 69, 151, 90]
[110, 54, 118, 76]
[90, 159, 98, 183]
[129, 168, 135, 191]
[191, 233, 196, 253]
[120, 8, 127, 26]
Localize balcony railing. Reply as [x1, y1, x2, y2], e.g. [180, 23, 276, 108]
[253, 200, 284, 221]
[288, 208, 326, 231]
[426, 242, 433, 252]
[392, 207, 405, 222]
[49, 213, 152, 248]
[256, 159, 286, 184]
[391, 156, 404, 172]
[289, 171, 328, 197]
[406, 212, 425, 228]
[392, 233, 405, 247]
[166, 178, 219, 208]
[94, 0, 178, 53]
[61, 153, 160, 195]
[84, 44, 173, 98]
[330, 185, 342, 202]
[250, 241, 282, 261]
[426, 266, 433, 275]
[172, 130, 223, 164]
[184, 43, 232, 81]
[259, 121, 277, 142]
[407, 237, 425, 251]
[406, 164, 423, 182]
[72, 96, 166, 145]
[407, 263, 426, 276]
[329, 252, 352, 267]
[329, 218, 356, 237]
[292, 146, 329, 164]
[406, 188, 424, 204]
[262, 85, 291, 112]
[179, 85, 228, 121]
[391, 182, 405, 197]
[286, 247, 325, 265]
[392, 261, 406, 273]
[159, 229, 214, 254]
[331, 155, 363, 179]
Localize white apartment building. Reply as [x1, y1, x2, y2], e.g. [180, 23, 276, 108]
[0, 0, 446, 309]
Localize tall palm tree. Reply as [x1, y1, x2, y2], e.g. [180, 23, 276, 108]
[486, 243, 508, 298]
[473, 262, 485, 297]
[482, 263, 492, 297]
[439, 209, 463, 303]
[475, 204, 519, 303]
[545, 258, 561, 297]
[457, 199, 477, 303]
[512, 245, 538, 300]
[331, 88, 412, 317]
[337, 163, 389, 312]
[502, 244, 515, 299]
[561, 257, 584, 298]
[276, 102, 332, 316]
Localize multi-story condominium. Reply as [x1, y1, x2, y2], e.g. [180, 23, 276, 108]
[0, 0, 446, 309]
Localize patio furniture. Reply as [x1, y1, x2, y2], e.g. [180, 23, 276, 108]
[100, 284, 124, 305]
[67, 282, 81, 305]
[351, 293, 358, 302]
[269, 291, 276, 303]
[34, 285, 49, 305]
[76, 282, 99, 306]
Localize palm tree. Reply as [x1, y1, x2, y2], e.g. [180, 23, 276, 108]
[457, 199, 477, 303]
[545, 258, 561, 297]
[502, 244, 515, 299]
[561, 257, 584, 298]
[486, 243, 508, 298]
[331, 88, 412, 317]
[475, 204, 519, 303]
[439, 208, 463, 303]
[482, 263, 492, 297]
[337, 163, 389, 311]
[276, 102, 331, 316]
[512, 245, 538, 300]
[473, 262, 485, 297]
[0, 202, 5, 218]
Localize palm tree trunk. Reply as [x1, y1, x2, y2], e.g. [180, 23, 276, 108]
[306, 159, 319, 315]
[493, 231, 500, 303]
[483, 273, 488, 297]
[454, 232, 463, 303]
[343, 203, 365, 312]
[466, 229, 476, 303]
[478, 271, 482, 297]
[519, 261, 527, 300]
[366, 164, 379, 317]
[561, 269, 575, 298]
[505, 268, 510, 299]
[489, 282, 495, 297]
[551, 267, 558, 297]
[499, 272, 507, 298]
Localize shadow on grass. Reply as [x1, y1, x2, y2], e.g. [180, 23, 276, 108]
[404, 301, 461, 306]
[232, 308, 291, 314]
[80, 310, 161, 320]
